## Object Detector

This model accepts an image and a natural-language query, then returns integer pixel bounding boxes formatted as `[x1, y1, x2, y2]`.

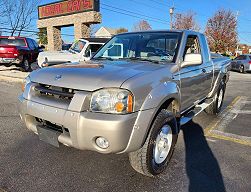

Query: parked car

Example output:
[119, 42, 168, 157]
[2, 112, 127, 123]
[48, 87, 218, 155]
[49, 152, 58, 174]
[37, 38, 109, 68]
[231, 54, 251, 73]
[0, 36, 43, 71]
[18, 30, 231, 177]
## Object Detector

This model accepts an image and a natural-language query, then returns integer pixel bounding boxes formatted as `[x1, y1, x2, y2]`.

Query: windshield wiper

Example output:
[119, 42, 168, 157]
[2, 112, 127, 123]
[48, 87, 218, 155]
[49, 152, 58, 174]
[124, 57, 159, 64]
[93, 57, 114, 61]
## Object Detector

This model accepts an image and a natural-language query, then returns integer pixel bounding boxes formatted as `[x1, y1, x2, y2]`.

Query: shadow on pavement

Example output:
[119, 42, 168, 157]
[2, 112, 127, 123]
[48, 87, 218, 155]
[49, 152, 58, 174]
[182, 121, 226, 192]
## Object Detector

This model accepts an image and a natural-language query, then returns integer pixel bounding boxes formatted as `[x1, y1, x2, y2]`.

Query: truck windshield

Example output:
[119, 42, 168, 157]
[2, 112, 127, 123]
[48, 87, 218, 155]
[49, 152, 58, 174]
[0, 37, 26, 47]
[93, 32, 181, 63]
[70, 40, 86, 53]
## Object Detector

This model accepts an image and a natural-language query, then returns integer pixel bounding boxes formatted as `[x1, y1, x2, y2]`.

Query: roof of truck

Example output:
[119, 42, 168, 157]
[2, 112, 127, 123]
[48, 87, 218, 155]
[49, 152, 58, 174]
[80, 38, 110, 43]
[115, 30, 202, 36]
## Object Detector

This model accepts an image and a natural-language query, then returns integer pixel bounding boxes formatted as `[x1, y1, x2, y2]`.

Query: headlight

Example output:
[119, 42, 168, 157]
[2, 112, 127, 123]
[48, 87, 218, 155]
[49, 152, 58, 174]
[21, 76, 31, 92]
[90, 89, 134, 114]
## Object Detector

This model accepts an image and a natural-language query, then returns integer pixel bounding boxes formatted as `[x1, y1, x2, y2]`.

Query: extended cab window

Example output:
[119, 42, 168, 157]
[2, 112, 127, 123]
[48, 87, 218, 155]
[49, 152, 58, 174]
[200, 35, 210, 62]
[183, 35, 201, 58]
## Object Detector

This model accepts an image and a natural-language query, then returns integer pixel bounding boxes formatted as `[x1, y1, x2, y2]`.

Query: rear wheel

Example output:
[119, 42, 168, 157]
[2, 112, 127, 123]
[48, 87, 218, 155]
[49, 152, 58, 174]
[21, 59, 30, 72]
[129, 110, 178, 177]
[205, 81, 225, 115]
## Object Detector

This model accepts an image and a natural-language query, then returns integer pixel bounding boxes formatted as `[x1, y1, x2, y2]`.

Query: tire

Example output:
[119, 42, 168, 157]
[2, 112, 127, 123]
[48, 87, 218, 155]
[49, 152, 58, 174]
[239, 65, 245, 73]
[21, 59, 30, 72]
[205, 81, 226, 115]
[129, 110, 178, 177]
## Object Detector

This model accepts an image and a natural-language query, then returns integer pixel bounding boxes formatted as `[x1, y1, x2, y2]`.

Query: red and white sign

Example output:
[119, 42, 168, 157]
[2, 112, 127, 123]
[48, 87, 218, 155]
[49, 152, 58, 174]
[38, 0, 99, 19]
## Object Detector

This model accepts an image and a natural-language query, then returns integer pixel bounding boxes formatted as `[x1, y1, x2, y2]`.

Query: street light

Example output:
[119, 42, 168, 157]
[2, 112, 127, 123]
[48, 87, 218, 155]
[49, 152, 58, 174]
[169, 7, 174, 30]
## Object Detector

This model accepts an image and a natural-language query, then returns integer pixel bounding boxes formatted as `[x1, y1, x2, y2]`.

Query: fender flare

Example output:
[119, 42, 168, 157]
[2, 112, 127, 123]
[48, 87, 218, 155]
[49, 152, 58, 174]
[140, 81, 181, 112]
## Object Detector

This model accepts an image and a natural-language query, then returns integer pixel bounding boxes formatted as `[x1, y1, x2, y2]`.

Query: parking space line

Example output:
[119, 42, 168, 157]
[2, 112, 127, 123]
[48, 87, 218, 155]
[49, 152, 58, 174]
[231, 109, 251, 114]
[204, 96, 241, 135]
[208, 132, 251, 147]
[204, 96, 251, 147]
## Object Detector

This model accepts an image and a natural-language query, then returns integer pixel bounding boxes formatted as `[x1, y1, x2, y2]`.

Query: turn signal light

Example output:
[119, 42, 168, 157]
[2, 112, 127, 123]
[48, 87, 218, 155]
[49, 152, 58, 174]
[21, 82, 26, 92]
[127, 94, 133, 113]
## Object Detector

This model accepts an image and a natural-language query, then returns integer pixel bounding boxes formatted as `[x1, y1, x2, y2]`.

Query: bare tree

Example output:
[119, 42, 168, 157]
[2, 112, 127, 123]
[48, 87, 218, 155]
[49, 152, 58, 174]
[0, 1, 7, 25]
[205, 9, 237, 53]
[133, 20, 152, 31]
[115, 28, 128, 34]
[173, 11, 200, 31]
[2, 0, 40, 36]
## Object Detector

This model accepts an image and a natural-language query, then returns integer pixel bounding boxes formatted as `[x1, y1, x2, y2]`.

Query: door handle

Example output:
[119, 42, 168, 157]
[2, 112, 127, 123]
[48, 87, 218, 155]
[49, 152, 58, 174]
[202, 69, 206, 73]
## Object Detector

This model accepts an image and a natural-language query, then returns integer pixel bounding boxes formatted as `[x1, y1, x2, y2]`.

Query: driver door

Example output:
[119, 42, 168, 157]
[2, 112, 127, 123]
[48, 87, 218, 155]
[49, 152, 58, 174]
[179, 35, 206, 111]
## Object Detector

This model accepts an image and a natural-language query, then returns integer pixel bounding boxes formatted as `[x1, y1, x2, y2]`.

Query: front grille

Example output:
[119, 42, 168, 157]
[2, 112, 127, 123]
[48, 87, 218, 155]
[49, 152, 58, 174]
[35, 84, 75, 100]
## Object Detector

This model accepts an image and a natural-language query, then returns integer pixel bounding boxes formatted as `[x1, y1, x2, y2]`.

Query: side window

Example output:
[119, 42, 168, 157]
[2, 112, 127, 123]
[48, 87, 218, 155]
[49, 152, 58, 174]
[27, 39, 35, 50]
[32, 40, 39, 48]
[90, 44, 103, 54]
[235, 56, 241, 60]
[236, 55, 245, 60]
[183, 35, 201, 59]
[103, 43, 123, 58]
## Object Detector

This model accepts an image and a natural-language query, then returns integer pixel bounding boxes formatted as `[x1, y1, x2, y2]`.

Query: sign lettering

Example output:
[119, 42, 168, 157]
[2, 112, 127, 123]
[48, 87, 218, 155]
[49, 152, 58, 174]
[38, 0, 99, 19]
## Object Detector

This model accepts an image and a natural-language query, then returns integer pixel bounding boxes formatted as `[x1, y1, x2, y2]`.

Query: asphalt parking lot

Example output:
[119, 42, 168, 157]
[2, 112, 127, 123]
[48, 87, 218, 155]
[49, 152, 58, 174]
[0, 68, 250, 192]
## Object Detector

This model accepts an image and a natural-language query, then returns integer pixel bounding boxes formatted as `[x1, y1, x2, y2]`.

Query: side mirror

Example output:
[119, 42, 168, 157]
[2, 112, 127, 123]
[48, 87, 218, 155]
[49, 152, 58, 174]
[181, 53, 202, 68]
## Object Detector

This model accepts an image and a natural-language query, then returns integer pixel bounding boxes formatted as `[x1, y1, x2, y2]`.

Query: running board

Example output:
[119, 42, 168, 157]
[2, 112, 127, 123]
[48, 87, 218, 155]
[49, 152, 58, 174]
[180, 98, 214, 126]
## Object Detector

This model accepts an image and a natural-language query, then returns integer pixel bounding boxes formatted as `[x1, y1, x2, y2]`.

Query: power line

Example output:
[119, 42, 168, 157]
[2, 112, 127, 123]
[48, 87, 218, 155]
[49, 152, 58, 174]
[239, 35, 251, 44]
[128, 0, 168, 12]
[0, 27, 75, 37]
[101, 7, 169, 25]
[101, 3, 170, 24]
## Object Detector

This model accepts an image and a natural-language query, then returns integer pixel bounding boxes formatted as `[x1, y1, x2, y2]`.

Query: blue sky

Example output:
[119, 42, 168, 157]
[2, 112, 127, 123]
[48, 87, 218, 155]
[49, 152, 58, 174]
[6, 0, 251, 44]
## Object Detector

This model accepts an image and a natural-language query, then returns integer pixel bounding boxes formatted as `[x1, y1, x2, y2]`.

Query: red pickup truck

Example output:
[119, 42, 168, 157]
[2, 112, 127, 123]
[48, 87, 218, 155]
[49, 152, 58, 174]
[0, 36, 43, 71]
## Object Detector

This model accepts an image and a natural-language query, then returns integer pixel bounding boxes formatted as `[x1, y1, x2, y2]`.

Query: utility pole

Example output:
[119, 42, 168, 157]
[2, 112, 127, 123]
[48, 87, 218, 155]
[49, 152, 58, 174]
[169, 7, 174, 30]
[236, 11, 239, 57]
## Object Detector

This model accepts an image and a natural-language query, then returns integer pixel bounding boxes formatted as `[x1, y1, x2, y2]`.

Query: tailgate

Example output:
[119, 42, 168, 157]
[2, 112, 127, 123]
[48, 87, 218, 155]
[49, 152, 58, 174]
[0, 45, 17, 58]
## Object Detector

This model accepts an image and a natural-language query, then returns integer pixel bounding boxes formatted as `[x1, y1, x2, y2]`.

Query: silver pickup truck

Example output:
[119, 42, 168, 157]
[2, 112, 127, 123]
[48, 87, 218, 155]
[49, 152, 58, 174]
[18, 30, 231, 177]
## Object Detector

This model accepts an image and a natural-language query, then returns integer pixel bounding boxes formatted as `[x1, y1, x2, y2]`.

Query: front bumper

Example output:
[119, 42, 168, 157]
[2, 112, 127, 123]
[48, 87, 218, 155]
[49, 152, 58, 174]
[18, 95, 139, 154]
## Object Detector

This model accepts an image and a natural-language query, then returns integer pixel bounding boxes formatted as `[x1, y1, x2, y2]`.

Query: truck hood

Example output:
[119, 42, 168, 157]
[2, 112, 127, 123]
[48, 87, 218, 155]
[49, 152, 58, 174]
[39, 50, 73, 57]
[29, 61, 165, 91]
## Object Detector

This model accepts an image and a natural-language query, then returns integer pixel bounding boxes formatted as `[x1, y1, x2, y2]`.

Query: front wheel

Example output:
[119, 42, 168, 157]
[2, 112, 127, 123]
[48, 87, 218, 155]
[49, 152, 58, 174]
[129, 110, 178, 177]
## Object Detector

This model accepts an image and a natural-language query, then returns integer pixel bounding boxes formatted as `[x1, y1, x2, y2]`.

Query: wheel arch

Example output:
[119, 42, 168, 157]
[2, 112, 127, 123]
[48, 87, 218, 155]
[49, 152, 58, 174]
[142, 97, 181, 145]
